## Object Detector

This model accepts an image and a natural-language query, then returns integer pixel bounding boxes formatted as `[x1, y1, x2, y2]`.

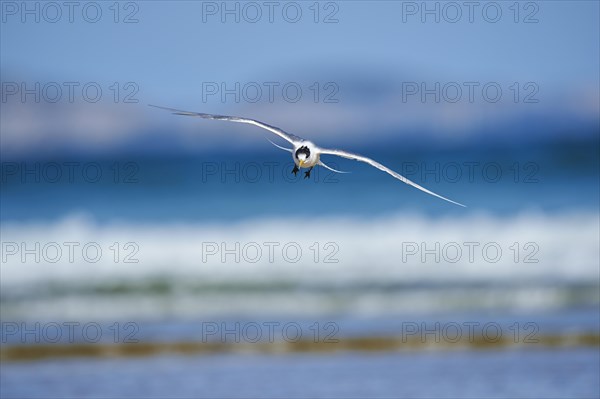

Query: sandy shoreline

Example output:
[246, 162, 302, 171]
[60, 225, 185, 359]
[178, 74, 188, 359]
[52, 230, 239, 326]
[2, 332, 599, 362]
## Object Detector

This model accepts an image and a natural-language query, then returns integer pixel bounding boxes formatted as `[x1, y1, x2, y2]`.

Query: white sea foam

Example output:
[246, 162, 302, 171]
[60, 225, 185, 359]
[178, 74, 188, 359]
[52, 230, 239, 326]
[1, 210, 598, 319]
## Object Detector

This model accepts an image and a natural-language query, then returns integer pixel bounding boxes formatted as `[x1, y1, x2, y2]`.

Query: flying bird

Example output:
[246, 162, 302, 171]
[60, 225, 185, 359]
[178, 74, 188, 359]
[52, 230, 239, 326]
[149, 105, 465, 207]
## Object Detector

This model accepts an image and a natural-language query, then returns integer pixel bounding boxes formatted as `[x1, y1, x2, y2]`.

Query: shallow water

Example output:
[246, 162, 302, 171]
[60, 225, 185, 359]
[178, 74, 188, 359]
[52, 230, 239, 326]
[2, 348, 598, 398]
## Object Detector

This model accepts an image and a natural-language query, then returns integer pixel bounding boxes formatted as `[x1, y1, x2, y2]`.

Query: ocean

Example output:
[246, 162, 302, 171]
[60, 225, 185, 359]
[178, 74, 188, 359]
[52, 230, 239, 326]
[1, 137, 599, 397]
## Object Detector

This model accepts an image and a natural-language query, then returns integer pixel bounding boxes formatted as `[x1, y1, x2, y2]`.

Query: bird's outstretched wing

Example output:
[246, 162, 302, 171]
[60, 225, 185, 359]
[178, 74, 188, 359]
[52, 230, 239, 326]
[319, 148, 466, 207]
[264, 136, 293, 153]
[149, 104, 304, 145]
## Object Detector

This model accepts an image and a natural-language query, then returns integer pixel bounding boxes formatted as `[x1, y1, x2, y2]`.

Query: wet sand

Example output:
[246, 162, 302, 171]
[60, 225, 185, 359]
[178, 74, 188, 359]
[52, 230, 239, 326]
[2, 332, 598, 362]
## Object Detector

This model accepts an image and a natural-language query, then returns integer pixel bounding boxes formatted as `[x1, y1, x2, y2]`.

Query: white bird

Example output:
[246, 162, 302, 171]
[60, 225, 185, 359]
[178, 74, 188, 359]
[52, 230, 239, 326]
[150, 105, 465, 207]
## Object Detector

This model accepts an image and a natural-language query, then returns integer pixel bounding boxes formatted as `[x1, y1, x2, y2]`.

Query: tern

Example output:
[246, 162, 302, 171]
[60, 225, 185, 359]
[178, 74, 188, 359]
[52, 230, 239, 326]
[150, 105, 465, 207]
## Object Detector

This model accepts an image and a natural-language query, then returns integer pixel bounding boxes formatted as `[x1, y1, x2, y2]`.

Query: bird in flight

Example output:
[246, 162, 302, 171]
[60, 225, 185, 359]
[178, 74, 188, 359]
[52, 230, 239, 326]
[150, 105, 465, 207]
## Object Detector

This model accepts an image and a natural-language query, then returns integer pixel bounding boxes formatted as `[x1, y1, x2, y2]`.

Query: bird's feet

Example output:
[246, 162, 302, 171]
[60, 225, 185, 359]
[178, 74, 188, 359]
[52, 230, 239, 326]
[304, 168, 313, 179]
[292, 165, 299, 176]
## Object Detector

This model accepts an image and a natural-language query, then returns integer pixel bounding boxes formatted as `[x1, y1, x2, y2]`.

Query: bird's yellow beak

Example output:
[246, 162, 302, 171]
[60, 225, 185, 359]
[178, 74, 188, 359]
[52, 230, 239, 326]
[299, 160, 305, 168]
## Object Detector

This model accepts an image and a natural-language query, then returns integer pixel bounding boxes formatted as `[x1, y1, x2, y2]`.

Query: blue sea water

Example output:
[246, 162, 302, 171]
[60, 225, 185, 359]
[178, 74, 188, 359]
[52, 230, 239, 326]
[1, 137, 598, 399]
[1, 138, 598, 320]
[2, 349, 599, 398]
[1, 138, 598, 223]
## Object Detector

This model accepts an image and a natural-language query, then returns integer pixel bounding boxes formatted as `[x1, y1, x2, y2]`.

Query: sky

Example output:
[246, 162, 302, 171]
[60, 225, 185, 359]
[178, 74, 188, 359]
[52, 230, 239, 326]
[2, 1, 598, 94]
[1, 1, 598, 156]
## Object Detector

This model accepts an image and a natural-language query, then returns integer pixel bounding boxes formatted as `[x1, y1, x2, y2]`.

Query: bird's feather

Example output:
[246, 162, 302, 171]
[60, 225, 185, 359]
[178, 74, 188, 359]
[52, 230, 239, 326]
[264, 137, 293, 153]
[149, 104, 303, 145]
[319, 148, 466, 207]
[318, 160, 350, 174]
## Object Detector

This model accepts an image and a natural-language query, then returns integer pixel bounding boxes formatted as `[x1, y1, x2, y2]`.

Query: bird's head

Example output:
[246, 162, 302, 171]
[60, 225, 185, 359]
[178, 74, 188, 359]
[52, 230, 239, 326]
[295, 146, 311, 168]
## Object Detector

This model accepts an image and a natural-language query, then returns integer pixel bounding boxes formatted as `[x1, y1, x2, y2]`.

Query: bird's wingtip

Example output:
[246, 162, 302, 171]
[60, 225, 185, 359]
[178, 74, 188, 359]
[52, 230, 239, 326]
[148, 104, 170, 111]
[148, 104, 193, 116]
[442, 196, 466, 208]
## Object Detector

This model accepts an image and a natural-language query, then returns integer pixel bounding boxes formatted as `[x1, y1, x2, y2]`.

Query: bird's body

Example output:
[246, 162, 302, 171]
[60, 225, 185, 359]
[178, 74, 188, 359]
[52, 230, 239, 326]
[294, 143, 319, 167]
[150, 105, 465, 207]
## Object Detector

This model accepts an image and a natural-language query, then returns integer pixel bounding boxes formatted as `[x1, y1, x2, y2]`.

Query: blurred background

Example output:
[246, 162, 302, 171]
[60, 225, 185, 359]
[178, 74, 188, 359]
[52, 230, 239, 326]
[1, 1, 599, 397]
